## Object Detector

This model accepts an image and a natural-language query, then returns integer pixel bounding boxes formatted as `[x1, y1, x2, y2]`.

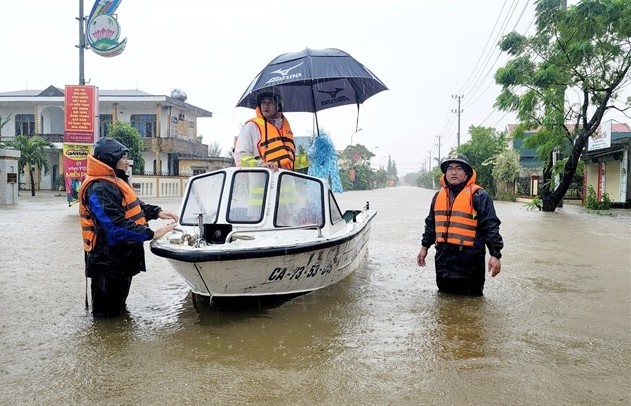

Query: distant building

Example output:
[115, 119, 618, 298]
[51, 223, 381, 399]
[582, 121, 631, 206]
[506, 121, 631, 206]
[0, 85, 227, 190]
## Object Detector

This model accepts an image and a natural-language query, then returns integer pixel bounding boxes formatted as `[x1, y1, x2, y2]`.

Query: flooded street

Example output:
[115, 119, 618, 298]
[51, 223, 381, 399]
[1, 186, 629, 405]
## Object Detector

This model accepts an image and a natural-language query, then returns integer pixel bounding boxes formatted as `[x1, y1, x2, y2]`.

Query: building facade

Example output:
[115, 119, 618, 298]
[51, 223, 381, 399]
[506, 121, 631, 206]
[581, 122, 631, 207]
[0, 85, 218, 190]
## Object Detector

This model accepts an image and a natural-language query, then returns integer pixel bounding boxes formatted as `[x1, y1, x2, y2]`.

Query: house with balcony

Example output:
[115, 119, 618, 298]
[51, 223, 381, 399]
[0, 85, 227, 191]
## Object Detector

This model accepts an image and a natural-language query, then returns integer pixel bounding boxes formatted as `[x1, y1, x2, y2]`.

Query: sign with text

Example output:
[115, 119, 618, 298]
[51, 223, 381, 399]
[64, 85, 99, 143]
[63, 143, 92, 206]
[588, 120, 612, 151]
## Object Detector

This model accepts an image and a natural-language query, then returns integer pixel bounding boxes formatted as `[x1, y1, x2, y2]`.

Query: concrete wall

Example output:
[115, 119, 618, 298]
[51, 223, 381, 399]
[0, 148, 21, 204]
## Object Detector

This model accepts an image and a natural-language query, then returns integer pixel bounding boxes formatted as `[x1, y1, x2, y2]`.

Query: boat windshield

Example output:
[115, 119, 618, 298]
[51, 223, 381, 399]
[180, 171, 226, 226]
[275, 172, 325, 228]
[227, 171, 269, 223]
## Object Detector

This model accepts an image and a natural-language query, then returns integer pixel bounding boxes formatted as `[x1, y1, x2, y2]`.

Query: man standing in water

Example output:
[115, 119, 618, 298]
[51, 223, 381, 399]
[79, 138, 179, 317]
[417, 153, 503, 296]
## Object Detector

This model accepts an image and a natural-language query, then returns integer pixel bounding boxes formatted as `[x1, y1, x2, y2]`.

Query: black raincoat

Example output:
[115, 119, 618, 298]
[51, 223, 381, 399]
[82, 169, 162, 316]
[421, 184, 503, 296]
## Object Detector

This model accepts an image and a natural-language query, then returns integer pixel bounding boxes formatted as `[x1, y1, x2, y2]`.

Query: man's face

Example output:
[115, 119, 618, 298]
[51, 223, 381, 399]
[259, 97, 278, 119]
[445, 163, 467, 185]
[115, 154, 129, 172]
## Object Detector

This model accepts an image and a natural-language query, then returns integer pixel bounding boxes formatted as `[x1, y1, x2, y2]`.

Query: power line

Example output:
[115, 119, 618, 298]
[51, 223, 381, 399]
[456, 0, 509, 95]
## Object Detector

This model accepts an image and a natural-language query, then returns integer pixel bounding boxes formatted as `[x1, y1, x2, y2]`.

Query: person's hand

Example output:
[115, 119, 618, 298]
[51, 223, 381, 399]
[417, 246, 429, 267]
[260, 161, 279, 171]
[488, 256, 501, 277]
[159, 210, 179, 222]
[152, 222, 178, 240]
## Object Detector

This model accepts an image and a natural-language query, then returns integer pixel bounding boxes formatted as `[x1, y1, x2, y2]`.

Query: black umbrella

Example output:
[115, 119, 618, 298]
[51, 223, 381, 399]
[236, 47, 388, 134]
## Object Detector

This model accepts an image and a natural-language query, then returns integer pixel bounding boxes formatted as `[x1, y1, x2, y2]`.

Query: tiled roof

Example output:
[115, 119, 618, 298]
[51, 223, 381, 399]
[0, 87, 154, 97]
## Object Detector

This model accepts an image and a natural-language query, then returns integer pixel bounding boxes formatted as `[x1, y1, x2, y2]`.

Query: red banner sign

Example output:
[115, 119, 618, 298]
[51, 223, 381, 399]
[64, 85, 98, 143]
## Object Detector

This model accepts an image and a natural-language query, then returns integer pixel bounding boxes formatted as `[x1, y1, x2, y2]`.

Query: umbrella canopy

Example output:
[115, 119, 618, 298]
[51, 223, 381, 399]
[236, 48, 388, 114]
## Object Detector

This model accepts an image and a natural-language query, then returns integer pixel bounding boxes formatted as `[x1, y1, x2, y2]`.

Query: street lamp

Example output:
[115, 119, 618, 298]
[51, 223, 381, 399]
[350, 128, 363, 146]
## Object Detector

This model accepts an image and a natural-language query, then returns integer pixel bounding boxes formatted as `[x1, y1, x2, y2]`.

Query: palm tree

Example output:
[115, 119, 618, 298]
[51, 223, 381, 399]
[0, 113, 12, 144]
[5, 135, 53, 196]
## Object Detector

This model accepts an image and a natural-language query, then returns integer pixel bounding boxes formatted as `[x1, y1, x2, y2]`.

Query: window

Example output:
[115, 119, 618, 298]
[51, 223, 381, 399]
[130, 114, 156, 138]
[15, 114, 35, 136]
[329, 191, 343, 224]
[99, 114, 112, 137]
[180, 172, 226, 226]
[276, 173, 324, 227]
[228, 171, 268, 223]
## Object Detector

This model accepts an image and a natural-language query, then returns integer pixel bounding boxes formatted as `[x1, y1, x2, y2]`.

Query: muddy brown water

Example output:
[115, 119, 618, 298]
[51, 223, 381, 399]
[0, 187, 629, 405]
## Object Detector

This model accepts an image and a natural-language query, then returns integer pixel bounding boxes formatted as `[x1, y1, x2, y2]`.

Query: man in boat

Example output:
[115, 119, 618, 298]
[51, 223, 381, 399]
[416, 153, 503, 296]
[234, 92, 295, 170]
[233, 92, 301, 224]
[79, 138, 179, 318]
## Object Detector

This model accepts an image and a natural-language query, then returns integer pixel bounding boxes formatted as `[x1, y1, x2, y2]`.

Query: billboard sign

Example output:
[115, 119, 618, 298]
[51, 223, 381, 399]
[64, 85, 99, 143]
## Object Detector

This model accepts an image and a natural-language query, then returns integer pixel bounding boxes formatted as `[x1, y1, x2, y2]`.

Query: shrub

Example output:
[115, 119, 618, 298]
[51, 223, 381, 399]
[525, 195, 542, 211]
[585, 185, 612, 210]
[495, 191, 517, 202]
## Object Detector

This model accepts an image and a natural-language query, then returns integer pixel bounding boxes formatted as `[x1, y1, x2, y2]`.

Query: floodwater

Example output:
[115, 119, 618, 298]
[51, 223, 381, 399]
[0, 186, 629, 405]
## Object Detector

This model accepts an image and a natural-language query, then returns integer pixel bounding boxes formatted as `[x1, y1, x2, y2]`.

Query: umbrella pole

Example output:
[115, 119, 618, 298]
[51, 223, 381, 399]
[314, 112, 320, 136]
[310, 85, 320, 135]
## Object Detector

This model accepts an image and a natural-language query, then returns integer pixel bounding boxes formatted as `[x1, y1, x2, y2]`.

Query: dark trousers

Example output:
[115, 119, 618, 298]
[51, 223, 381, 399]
[90, 274, 132, 317]
[437, 277, 484, 297]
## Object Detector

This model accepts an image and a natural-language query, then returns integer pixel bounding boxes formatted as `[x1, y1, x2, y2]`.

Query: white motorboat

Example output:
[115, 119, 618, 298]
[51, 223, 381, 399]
[150, 167, 376, 303]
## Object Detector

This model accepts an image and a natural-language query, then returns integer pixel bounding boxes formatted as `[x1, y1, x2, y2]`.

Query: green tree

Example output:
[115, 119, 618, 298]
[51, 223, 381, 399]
[385, 155, 400, 186]
[495, 0, 631, 211]
[415, 168, 441, 189]
[5, 135, 53, 196]
[0, 113, 12, 144]
[492, 149, 521, 200]
[373, 168, 388, 188]
[107, 121, 145, 175]
[338, 143, 377, 190]
[207, 140, 223, 157]
[457, 125, 506, 193]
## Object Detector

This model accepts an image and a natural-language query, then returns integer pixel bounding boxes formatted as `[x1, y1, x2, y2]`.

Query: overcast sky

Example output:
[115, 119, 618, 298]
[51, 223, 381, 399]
[1, 0, 627, 174]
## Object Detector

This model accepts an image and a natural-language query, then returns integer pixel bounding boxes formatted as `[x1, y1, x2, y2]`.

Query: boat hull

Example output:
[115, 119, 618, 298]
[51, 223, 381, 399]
[159, 218, 373, 298]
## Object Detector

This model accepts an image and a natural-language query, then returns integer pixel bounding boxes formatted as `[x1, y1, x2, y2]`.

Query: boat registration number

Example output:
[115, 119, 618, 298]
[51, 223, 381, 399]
[267, 263, 334, 281]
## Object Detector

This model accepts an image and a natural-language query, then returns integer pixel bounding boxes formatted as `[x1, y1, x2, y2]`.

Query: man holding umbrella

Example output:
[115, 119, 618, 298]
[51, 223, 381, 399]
[234, 92, 295, 171]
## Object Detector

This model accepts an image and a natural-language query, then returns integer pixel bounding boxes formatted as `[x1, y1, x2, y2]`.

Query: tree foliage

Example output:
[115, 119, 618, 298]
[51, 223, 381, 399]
[495, 0, 631, 211]
[207, 140, 223, 157]
[4, 135, 53, 196]
[107, 121, 145, 175]
[492, 149, 521, 184]
[457, 125, 506, 193]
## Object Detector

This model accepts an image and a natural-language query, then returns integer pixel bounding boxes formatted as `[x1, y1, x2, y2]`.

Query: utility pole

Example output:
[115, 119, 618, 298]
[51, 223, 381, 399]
[436, 134, 442, 164]
[452, 95, 464, 148]
[77, 0, 86, 85]
[428, 150, 436, 189]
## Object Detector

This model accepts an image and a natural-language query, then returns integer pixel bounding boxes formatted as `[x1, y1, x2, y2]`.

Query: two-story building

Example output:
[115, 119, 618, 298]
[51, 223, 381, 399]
[0, 85, 227, 192]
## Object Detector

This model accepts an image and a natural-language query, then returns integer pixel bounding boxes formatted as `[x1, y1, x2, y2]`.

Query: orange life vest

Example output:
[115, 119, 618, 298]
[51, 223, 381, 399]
[79, 155, 147, 252]
[246, 107, 295, 170]
[434, 172, 481, 247]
